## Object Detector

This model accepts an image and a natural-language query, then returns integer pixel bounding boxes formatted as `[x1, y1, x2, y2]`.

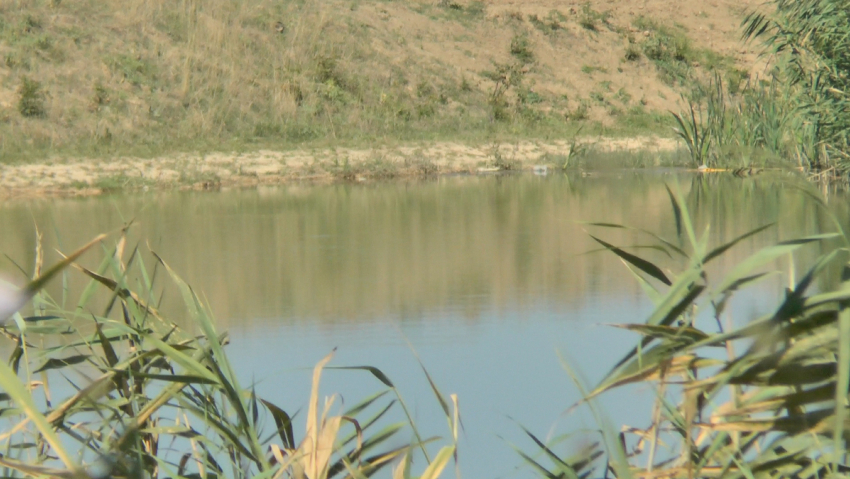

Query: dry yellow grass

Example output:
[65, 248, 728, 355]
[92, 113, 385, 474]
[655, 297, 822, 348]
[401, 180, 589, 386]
[0, 0, 761, 162]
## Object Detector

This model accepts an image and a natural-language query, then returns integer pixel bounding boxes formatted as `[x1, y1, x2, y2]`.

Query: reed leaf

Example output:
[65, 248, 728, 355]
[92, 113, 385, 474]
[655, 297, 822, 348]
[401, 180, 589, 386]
[522, 181, 850, 478]
[419, 446, 455, 479]
[672, 102, 712, 167]
[588, 235, 672, 286]
[0, 359, 77, 470]
[261, 399, 296, 450]
[582, 222, 688, 258]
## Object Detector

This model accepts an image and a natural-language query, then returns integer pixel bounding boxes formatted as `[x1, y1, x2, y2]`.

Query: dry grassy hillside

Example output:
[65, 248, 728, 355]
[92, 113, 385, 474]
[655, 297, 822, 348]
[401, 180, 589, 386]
[0, 0, 762, 162]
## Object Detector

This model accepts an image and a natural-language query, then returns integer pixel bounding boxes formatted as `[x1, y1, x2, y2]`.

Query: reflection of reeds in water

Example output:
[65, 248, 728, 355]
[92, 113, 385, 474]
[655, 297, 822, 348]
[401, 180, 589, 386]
[0, 174, 838, 329]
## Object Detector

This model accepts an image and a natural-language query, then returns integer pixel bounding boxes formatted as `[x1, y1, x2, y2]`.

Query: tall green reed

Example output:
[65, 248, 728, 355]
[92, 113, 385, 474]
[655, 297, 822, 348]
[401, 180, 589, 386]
[743, 0, 850, 172]
[0, 230, 458, 479]
[670, 0, 850, 173]
[671, 72, 811, 169]
[671, 98, 713, 168]
[522, 183, 850, 478]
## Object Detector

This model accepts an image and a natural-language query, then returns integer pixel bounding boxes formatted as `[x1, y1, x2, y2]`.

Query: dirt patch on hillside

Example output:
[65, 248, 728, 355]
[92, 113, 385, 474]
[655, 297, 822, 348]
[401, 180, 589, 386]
[0, 136, 681, 198]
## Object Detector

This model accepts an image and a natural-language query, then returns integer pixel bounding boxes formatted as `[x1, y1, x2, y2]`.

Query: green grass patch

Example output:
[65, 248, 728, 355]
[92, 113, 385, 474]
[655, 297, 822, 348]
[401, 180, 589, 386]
[577, 2, 611, 31]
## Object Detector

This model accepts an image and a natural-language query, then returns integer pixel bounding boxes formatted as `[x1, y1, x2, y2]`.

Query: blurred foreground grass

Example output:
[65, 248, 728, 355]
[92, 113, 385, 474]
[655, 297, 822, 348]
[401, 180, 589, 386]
[522, 184, 850, 478]
[0, 227, 457, 479]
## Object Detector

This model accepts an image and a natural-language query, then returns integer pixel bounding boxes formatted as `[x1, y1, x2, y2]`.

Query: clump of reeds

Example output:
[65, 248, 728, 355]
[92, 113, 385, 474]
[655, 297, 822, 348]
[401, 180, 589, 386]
[522, 184, 850, 478]
[671, 72, 804, 169]
[0, 228, 457, 479]
[743, 0, 850, 172]
[673, 0, 850, 173]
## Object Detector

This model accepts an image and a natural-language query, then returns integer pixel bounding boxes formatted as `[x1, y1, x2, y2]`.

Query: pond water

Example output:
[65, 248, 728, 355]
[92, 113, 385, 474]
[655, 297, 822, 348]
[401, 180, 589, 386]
[0, 170, 842, 478]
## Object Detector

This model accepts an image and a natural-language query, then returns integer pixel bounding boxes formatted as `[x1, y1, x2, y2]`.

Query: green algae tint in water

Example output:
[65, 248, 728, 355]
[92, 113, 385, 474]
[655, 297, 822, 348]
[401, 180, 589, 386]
[0, 172, 838, 478]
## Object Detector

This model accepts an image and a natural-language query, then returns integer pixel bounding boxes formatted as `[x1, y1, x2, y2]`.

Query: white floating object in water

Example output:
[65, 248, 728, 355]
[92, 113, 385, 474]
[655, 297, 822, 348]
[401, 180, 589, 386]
[532, 165, 548, 175]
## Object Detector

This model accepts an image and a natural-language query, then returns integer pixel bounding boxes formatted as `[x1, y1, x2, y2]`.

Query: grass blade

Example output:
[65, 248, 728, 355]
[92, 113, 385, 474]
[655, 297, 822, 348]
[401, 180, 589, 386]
[419, 446, 455, 479]
[588, 235, 671, 286]
[0, 359, 76, 469]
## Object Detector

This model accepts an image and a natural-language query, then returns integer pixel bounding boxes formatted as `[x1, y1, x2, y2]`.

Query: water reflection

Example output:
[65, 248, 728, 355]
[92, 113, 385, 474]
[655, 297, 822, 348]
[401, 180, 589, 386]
[1, 173, 828, 323]
[0, 171, 841, 478]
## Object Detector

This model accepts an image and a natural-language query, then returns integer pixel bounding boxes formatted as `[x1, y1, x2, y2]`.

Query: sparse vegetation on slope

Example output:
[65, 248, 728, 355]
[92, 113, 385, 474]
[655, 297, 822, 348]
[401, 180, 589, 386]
[0, 0, 758, 163]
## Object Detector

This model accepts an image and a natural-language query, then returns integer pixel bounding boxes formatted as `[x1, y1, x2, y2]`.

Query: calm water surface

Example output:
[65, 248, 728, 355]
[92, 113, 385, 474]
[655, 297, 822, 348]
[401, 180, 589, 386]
[0, 171, 840, 478]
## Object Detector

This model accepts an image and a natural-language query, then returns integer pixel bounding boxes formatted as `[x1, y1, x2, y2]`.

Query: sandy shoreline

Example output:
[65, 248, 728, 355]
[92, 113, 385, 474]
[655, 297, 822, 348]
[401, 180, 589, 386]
[0, 137, 680, 199]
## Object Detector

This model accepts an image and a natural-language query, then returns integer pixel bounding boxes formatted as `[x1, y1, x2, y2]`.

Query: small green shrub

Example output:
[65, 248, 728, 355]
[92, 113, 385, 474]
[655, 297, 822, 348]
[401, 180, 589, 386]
[490, 144, 520, 170]
[4, 52, 30, 70]
[395, 106, 413, 122]
[21, 14, 42, 33]
[416, 80, 436, 99]
[107, 54, 156, 87]
[156, 11, 187, 42]
[578, 3, 610, 31]
[529, 12, 564, 34]
[566, 102, 589, 121]
[439, 0, 486, 21]
[509, 34, 534, 63]
[315, 54, 342, 85]
[518, 105, 544, 123]
[491, 103, 511, 122]
[617, 105, 671, 130]
[615, 87, 632, 104]
[253, 121, 284, 138]
[94, 125, 112, 144]
[318, 79, 348, 105]
[17, 76, 46, 118]
[482, 61, 527, 121]
[641, 36, 665, 61]
[725, 67, 750, 95]
[581, 64, 607, 75]
[641, 32, 693, 85]
[405, 156, 438, 175]
[578, 18, 596, 31]
[528, 14, 545, 30]
[631, 16, 727, 87]
[624, 43, 641, 61]
[91, 83, 110, 110]
[284, 121, 322, 141]
[465, 1, 486, 17]
[416, 102, 436, 118]
[518, 88, 543, 105]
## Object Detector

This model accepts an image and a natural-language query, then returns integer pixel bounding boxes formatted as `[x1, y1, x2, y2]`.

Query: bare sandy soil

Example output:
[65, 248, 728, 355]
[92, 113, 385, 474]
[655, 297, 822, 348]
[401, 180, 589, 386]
[0, 136, 680, 198]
